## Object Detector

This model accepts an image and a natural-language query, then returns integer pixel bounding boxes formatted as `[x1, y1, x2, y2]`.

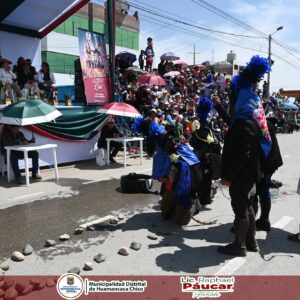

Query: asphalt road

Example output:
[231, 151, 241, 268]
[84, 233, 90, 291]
[1, 132, 300, 276]
[0, 179, 160, 260]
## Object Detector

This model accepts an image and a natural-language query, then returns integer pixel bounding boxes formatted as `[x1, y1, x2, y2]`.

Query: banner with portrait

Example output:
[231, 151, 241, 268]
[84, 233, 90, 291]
[78, 29, 111, 105]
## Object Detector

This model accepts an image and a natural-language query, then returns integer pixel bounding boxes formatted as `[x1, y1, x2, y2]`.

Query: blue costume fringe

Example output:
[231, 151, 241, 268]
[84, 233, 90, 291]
[172, 161, 192, 210]
[152, 145, 171, 180]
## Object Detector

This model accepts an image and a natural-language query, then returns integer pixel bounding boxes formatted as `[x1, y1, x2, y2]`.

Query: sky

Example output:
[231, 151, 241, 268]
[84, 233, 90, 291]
[127, 0, 300, 92]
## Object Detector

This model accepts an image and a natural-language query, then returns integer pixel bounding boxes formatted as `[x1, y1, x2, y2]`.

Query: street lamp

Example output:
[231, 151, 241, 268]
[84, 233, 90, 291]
[267, 26, 283, 97]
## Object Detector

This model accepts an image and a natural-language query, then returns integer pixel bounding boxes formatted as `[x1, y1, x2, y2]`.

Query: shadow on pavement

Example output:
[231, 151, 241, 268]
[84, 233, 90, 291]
[258, 227, 300, 260]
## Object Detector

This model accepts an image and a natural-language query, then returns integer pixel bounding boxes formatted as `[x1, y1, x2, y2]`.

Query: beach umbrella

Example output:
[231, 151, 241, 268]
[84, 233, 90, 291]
[160, 52, 180, 61]
[116, 51, 137, 63]
[173, 59, 188, 66]
[125, 66, 146, 75]
[282, 102, 298, 110]
[0, 99, 62, 126]
[98, 102, 141, 118]
[163, 71, 180, 78]
[138, 74, 166, 86]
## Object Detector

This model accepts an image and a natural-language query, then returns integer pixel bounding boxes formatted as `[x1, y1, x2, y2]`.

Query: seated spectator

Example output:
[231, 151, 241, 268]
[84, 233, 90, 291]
[17, 60, 34, 89]
[97, 120, 122, 163]
[13, 57, 25, 74]
[0, 125, 41, 184]
[23, 78, 40, 99]
[26, 59, 37, 77]
[0, 58, 21, 100]
[37, 62, 55, 99]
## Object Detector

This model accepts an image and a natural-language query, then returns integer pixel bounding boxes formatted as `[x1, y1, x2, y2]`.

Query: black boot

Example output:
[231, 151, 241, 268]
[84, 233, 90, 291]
[256, 196, 271, 231]
[218, 218, 248, 257]
[246, 206, 259, 252]
[252, 195, 259, 216]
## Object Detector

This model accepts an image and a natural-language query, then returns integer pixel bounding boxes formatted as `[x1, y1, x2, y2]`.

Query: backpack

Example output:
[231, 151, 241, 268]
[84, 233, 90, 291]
[120, 173, 153, 193]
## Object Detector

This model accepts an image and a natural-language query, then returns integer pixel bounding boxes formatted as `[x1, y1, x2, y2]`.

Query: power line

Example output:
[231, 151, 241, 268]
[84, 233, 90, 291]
[190, 0, 300, 69]
[138, 6, 300, 70]
[191, 0, 267, 38]
[128, 1, 265, 39]
[140, 14, 264, 52]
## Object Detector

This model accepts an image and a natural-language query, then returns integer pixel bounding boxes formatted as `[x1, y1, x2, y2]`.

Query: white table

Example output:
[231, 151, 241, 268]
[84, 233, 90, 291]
[5, 144, 59, 187]
[106, 137, 144, 167]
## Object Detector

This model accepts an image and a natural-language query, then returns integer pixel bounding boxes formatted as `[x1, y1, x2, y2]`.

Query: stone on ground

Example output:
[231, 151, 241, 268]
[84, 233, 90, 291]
[93, 254, 106, 263]
[83, 262, 93, 271]
[130, 242, 141, 251]
[11, 251, 25, 262]
[22, 245, 34, 256]
[118, 247, 129, 256]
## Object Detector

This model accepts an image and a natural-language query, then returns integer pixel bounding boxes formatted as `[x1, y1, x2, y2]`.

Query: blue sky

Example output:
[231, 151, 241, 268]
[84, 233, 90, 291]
[98, 0, 300, 91]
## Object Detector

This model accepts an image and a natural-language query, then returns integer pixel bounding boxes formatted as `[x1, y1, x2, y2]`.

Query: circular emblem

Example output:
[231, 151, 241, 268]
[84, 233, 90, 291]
[56, 273, 84, 299]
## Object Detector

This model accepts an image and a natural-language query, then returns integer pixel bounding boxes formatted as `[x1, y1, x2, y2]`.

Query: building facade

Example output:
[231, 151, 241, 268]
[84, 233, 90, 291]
[41, 2, 140, 86]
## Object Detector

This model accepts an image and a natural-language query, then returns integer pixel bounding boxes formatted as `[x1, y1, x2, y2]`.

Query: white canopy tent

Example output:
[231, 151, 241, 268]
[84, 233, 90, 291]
[0, 0, 90, 67]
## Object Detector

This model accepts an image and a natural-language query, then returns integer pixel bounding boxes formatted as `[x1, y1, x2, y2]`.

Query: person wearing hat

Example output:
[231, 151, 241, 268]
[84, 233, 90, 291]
[219, 56, 272, 257]
[190, 97, 221, 206]
[97, 119, 122, 163]
[0, 58, 21, 100]
[0, 58, 16, 85]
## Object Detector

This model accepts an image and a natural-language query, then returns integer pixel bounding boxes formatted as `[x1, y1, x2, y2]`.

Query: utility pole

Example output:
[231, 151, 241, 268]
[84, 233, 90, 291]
[267, 26, 283, 98]
[267, 34, 272, 98]
[188, 44, 201, 65]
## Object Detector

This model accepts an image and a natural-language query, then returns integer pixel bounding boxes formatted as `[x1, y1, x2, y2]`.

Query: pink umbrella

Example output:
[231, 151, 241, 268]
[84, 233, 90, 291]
[138, 74, 166, 86]
[195, 64, 207, 70]
[163, 71, 180, 78]
[98, 102, 141, 118]
[173, 59, 188, 66]
[211, 80, 228, 91]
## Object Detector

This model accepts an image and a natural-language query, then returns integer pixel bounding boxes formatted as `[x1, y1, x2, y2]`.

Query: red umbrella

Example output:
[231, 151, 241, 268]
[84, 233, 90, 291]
[98, 102, 141, 118]
[138, 74, 166, 86]
[195, 64, 207, 70]
[173, 59, 188, 66]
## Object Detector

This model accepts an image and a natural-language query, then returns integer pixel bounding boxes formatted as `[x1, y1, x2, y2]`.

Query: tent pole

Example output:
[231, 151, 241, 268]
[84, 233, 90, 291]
[107, 0, 116, 102]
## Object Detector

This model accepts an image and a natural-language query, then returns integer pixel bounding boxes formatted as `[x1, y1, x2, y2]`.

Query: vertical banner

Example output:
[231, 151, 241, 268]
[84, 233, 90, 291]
[78, 29, 111, 105]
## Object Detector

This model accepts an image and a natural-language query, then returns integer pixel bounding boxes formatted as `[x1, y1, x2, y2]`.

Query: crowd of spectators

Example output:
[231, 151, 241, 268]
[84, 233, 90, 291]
[0, 56, 56, 101]
[114, 56, 299, 141]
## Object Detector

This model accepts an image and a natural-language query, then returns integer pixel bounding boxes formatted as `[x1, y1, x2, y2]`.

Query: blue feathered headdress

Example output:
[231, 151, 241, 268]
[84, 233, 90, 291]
[231, 55, 271, 92]
[196, 97, 213, 125]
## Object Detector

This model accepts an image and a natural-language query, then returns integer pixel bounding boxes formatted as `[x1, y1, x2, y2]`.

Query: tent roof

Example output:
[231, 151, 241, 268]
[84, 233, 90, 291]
[0, 0, 90, 38]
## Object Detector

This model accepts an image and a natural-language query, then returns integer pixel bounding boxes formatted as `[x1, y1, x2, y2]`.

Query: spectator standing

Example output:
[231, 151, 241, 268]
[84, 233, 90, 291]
[138, 50, 145, 70]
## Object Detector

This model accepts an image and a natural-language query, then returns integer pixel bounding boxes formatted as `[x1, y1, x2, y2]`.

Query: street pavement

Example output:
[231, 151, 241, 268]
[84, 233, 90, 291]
[0, 132, 300, 276]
